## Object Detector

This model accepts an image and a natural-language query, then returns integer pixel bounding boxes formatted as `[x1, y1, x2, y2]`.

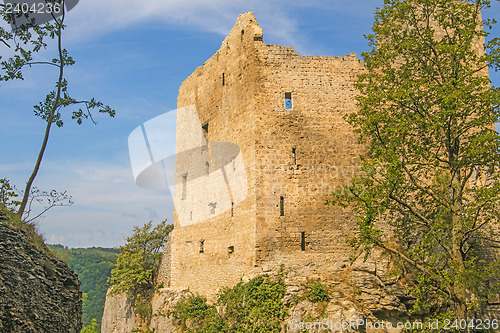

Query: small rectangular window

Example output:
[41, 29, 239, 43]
[209, 202, 217, 215]
[292, 148, 296, 165]
[222, 73, 225, 86]
[228, 246, 234, 254]
[280, 196, 284, 216]
[285, 92, 292, 110]
[199, 239, 205, 253]
[301, 232, 306, 251]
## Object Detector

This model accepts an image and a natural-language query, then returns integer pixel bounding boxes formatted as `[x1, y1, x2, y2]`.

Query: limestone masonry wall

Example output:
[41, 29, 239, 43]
[164, 12, 264, 300]
[103, 10, 498, 333]
[160, 12, 372, 302]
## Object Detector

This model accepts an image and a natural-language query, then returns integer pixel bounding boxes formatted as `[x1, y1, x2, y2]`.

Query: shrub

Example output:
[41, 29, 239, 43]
[108, 220, 173, 323]
[305, 280, 330, 303]
[172, 274, 287, 333]
[108, 220, 173, 296]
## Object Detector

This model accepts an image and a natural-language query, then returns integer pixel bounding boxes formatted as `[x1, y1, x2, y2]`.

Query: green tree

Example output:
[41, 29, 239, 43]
[80, 319, 99, 333]
[48, 244, 119, 330]
[0, 0, 115, 219]
[329, 0, 500, 324]
[109, 220, 173, 296]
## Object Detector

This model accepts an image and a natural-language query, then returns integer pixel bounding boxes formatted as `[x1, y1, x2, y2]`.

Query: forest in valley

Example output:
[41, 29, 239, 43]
[48, 245, 118, 331]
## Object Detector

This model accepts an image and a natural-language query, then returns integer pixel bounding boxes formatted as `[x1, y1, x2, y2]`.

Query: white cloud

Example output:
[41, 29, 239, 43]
[62, 0, 344, 53]
[1, 0, 381, 65]
[0, 162, 35, 173]
[2, 158, 174, 248]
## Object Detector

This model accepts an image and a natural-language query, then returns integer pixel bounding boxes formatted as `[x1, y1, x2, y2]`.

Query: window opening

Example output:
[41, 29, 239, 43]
[222, 73, 225, 86]
[209, 202, 217, 215]
[182, 173, 188, 200]
[280, 196, 284, 216]
[202, 122, 209, 143]
[301, 232, 306, 251]
[228, 246, 234, 254]
[292, 148, 296, 165]
[199, 239, 205, 253]
[285, 92, 292, 110]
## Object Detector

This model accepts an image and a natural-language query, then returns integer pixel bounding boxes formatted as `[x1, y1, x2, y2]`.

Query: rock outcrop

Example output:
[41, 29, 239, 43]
[0, 212, 82, 333]
[101, 292, 138, 333]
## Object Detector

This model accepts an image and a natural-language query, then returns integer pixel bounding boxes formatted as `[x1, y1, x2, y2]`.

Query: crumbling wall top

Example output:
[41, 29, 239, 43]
[219, 11, 263, 49]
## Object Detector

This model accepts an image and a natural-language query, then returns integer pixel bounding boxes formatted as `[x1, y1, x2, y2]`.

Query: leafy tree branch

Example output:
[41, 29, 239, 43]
[0, 0, 115, 218]
[329, 0, 500, 323]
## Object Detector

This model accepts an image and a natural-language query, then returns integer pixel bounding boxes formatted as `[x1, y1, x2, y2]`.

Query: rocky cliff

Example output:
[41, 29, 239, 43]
[101, 292, 139, 333]
[0, 209, 82, 333]
[101, 289, 192, 333]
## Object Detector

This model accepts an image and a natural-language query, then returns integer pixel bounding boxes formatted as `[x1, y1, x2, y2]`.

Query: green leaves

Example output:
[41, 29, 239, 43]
[30, 79, 116, 128]
[0, 178, 21, 211]
[48, 245, 119, 330]
[172, 274, 287, 333]
[329, 0, 500, 320]
[1, 0, 116, 219]
[108, 220, 173, 296]
[80, 319, 99, 333]
[107, 220, 172, 324]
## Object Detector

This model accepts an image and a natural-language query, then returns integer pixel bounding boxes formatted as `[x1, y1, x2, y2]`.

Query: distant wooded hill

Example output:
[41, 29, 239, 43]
[48, 244, 119, 330]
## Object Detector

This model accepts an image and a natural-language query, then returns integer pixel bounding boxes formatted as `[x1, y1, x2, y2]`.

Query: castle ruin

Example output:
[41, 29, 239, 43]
[160, 12, 369, 301]
[102, 9, 500, 332]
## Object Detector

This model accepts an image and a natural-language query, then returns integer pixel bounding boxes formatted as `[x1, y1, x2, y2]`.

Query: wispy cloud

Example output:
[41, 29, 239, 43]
[63, 0, 374, 54]
[2, 158, 174, 248]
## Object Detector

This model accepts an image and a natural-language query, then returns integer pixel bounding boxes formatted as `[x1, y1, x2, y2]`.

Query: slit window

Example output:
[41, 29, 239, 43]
[285, 92, 292, 110]
[292, 148, 296, 165]
[199, 239, 205, 253]
[222, 73, 225, 86]
[182, 173, 188, 200]
[231, 202, 234, 217]
[280, 196, 284, 216]
[202, 122, 209, 143]
[301, 232, 306, 251]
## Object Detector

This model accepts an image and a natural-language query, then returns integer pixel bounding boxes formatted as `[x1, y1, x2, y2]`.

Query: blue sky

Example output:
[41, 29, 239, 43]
[1, 0, 500, 248]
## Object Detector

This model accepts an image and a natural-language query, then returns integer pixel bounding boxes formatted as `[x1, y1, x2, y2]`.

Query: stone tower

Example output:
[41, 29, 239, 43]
[102, 10, 499, 332]
[159, 12, 367, 300]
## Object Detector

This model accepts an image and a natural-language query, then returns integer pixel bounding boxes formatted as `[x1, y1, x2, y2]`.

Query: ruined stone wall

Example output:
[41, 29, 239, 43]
[165, 13, 265, 300]
[157, 231, 172, 286]
[100, 9, 500, 332]
[162, 11, 372, 301]
[252, 45, 365, 267]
